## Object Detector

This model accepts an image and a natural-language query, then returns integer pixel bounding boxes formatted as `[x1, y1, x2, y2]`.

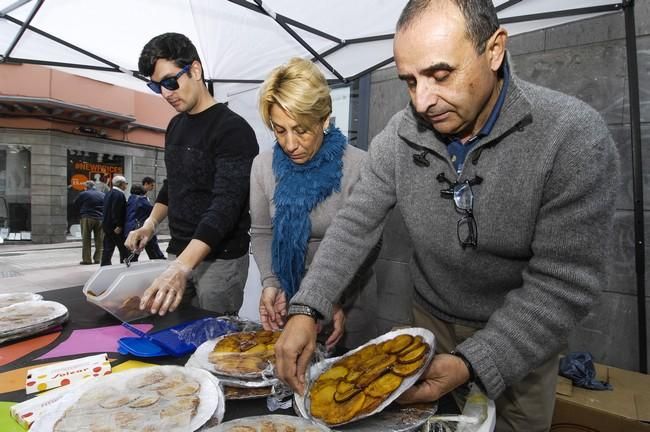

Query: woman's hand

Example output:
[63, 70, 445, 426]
[259, 286, 287, 330]
[324, 304, 346, 350]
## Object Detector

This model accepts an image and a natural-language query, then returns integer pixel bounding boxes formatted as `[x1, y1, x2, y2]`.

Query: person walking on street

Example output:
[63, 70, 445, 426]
[101, 175, 130, 266]
[125, 184, 166, 262]
[142, 176, 156, 194]
[73, 180, 104, 265]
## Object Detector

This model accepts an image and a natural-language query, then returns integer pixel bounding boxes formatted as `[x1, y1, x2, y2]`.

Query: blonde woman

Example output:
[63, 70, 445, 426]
[250, 58, 378, 351]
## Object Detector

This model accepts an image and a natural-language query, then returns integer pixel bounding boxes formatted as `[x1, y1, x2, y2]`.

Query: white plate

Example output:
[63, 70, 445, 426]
[32, 365, 224, 432]
[298, 327, 436, 427]
[0, 300, 68, 336]
[205, 414, 331, 431]
[0, 292, 43, 309]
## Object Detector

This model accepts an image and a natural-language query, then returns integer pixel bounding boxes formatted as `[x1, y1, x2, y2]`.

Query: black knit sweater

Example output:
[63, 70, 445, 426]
[157, 103, 259, 260]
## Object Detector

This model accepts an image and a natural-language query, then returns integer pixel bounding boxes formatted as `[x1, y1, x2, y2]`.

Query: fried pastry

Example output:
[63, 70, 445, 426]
[99, 394, 138, 409]
[53, 368, 206, 432]
[129, 370, 166, 389]
[380, 334, 414, 354]
[308, 332, 431, 425]
[209, 330, 282, 376]
[398, 344, 428, 364]
[128, 392, 161, 408]
[392, 355, 426, 377]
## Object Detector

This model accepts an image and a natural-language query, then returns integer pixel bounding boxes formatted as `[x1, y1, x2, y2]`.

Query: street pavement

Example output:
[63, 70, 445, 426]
[0, 238, 169, 293]
[0, 236, 262, 320]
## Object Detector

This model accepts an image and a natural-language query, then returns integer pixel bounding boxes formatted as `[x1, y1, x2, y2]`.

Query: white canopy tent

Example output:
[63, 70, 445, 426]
[0, 0, 627, 94]
[0, 0, 631, 140]
[0, 0, 645, 372]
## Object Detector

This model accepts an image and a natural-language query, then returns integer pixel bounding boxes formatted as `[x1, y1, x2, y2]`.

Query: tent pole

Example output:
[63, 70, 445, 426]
[2, 0, 43, 60]
[250, 0, 345, 82]
[499, 4, 623, 25]
[495, 0, 523, 13]
[623, 0, 647, 374]
[0, 0, 33, 16]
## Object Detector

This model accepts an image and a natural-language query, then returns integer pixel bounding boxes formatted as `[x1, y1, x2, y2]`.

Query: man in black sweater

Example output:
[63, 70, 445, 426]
[126, 33, 259, 316]
[74, 180, 104, 265]
[101, 175, 129, 266]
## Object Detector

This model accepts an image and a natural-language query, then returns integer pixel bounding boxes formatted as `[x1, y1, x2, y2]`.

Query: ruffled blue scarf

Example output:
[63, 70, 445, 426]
[271, 127, 347, 298]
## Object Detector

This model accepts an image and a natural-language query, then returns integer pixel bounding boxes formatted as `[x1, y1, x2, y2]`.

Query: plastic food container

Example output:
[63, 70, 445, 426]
[82, 261, 168, 322]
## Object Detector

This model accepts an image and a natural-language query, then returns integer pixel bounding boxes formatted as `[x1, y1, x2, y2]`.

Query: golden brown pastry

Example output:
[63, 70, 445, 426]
[308, 333, 430, 425]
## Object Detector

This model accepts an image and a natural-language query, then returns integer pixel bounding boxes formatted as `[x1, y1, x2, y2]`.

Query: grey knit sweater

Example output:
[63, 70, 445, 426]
[250, 145, 379, 348]
[291, 72, 620, 399]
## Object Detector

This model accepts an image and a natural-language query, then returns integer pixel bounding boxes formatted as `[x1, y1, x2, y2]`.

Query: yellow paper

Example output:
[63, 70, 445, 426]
[111, 359, 156, 373]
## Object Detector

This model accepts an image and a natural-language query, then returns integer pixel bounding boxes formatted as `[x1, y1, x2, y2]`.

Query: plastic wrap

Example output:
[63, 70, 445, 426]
[31, 365, 223, 432]
[0, 300, 68, 344]
[205, 414, 331, 431]
[192, 330, 281, 380]
[559, 352, 612, 390]
[297, 327, 435, 428]
[173, 317, 256, 348]
[0, 292, 43, 308]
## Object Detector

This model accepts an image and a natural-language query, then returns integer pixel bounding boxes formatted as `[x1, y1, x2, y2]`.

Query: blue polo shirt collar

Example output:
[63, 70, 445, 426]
[445, 59, 510, 173]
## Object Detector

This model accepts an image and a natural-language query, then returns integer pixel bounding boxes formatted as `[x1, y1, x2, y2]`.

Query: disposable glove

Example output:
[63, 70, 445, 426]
[139, 259, 192, 316]
[125, 216, 158, 252]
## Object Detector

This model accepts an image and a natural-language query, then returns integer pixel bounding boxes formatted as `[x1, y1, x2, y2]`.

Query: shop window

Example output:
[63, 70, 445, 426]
[66, 150, 125, 237]
[0, 145, 31, 241]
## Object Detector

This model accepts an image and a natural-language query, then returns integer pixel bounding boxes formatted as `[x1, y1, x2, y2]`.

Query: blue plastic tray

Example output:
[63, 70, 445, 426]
[117, 317, 238, 358]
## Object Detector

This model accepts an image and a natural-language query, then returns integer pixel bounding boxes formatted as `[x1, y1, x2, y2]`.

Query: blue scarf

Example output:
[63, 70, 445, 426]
[271, 127, 347, 298]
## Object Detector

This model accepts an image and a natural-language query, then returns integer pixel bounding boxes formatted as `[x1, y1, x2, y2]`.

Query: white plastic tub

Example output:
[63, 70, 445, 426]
[82, 261, 168, 322]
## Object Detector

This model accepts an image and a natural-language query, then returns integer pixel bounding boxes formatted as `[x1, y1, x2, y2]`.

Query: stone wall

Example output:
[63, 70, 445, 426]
[0, 129, 166, 243]
[369, 5, 650, 371]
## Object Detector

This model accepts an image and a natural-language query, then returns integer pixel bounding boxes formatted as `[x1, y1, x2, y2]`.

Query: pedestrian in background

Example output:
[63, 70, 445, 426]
[73, 180, 104, 265]
[101, 175, 129, 266]
[125, 184, 165, 262]
[142, 176, 156, 195]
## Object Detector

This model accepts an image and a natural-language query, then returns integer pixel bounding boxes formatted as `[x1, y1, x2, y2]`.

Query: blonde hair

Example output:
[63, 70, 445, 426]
[259, 57, 332, 132]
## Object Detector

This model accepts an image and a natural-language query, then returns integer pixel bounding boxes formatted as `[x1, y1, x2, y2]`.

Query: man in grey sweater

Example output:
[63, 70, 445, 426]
[275, 0, 619, 430]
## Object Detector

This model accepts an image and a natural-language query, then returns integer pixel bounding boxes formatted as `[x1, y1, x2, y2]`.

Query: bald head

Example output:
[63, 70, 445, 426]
[396, 0, 499, 54]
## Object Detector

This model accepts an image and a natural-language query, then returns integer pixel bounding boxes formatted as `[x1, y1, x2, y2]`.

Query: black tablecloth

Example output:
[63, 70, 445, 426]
[0, 286, 285, 419]
[1, 286, 455, 423]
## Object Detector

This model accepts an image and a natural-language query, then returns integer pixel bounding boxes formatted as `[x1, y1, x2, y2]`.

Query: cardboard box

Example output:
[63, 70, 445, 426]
[25, 353, 111, 394]
[10, 384, 73, 429]
[552, 362, 650, 432]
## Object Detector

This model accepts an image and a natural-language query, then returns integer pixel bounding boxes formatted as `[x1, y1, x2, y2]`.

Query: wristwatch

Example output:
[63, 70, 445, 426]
[451, 350, 477, 384]
[287, 304, 322, 321]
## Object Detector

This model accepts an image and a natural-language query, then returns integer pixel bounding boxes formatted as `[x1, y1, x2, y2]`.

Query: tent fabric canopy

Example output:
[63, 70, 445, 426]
[0, 0, 624, 98]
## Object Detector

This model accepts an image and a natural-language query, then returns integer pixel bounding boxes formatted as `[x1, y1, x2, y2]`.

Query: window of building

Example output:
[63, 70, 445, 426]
[0, 145, 32, 241]
[66, 150, 125, 238]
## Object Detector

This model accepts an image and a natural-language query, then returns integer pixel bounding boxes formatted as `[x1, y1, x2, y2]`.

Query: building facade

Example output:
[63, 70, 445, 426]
[0, 63, 174, 243]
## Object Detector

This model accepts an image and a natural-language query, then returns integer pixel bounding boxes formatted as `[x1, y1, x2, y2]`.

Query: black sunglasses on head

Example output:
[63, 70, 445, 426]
[147, 65, 190, 94]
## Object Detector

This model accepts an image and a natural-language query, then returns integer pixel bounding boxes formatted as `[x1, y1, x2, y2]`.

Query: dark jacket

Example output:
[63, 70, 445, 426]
[74, 189, 104, 220]
[102, 187, 126, 232]
[125, 195, 152, 237]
